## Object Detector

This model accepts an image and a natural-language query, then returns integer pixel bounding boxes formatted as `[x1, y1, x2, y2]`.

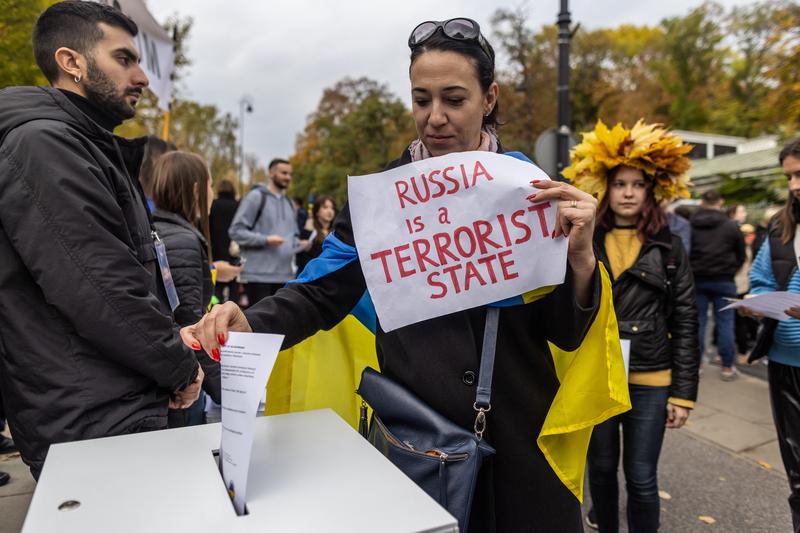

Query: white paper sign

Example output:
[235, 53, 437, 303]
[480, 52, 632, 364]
[722, 291, 800, 321]
[348, 151, 568, 332]
[620, 339, 631, 377]
[219, 332, 283, 515]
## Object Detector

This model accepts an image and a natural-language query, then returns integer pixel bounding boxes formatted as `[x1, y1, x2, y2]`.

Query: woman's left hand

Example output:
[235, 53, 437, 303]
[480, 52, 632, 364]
[528, 180, 597, 272]
[666, 403, 690, 429]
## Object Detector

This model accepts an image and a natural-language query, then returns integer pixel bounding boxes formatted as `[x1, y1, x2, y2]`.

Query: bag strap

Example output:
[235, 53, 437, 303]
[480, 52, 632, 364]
[247, 189, 268, 231]
[473, 306, 500, 440]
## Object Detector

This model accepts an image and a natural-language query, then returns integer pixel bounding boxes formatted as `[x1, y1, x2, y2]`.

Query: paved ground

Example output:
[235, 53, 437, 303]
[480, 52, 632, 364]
[1, 365, 793, 532]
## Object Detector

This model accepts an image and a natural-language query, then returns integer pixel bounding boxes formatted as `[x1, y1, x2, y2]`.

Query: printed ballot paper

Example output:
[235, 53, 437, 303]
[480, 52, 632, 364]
[721, 291, 800, 321]
[219, 332, 283, 515]
[348, 151, 568, 332]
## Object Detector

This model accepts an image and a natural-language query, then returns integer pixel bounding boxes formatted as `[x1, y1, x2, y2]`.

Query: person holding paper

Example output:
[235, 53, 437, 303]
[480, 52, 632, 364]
[743, 138, 800, 533]
[566, 121, 700, 533]
[183, 18, 629, 533]
[228, 158, 300, 305]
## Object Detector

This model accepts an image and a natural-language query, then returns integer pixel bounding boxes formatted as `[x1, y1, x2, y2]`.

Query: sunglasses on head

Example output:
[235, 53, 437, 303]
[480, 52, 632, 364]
[408, 18, 493, 62]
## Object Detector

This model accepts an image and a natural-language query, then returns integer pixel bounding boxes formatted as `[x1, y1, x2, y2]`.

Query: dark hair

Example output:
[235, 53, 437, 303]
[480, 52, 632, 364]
[216, 179, 236, 197]
[268, 158, 290, 171]
[311, 195, 337, 244]
[152, 152, 213, 260]
[726, 204, 744, 219]
[701, 189, 723, 204]
[33, 1, 138, 84]
[139, 136, 175, 197]
[409, 31, 498, 129]
[777, 138, 800, 243]
[596, 167, 668, 240]
[779, 138, 800, 165]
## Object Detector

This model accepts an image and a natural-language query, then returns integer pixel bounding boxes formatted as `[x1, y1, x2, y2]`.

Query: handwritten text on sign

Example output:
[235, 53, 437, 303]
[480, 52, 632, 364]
[348, 151, 568, 332]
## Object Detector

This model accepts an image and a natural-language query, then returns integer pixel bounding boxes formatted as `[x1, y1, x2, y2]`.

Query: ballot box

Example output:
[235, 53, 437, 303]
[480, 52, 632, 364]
[21, 409, 458, 533]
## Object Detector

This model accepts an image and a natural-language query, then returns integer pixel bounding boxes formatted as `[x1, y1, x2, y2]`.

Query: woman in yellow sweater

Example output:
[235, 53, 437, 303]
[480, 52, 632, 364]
[565, 121, 700, 533]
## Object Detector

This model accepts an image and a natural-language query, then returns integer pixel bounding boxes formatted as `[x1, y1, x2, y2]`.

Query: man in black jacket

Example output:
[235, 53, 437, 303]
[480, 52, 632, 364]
[0, 1, 202, 478]
[690, 189, 746, 380]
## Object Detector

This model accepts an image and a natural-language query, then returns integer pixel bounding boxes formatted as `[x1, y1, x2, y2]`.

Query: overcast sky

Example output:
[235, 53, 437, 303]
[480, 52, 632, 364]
[147, 0, 755, 166]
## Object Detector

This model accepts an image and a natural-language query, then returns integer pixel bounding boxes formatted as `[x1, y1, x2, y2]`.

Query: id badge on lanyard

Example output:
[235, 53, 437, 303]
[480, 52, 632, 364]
[153, 231, 180, 312]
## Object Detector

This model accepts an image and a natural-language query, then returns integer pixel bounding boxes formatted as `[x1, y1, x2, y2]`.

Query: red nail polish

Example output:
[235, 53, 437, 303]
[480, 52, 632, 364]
[217, 333, 226, 346]
[527, 194, 537, 201]
[191, 342, 201, 350]
[531, 180, 541, 184]
[211, 348, 220, 361]
[551, 229, 557, 238]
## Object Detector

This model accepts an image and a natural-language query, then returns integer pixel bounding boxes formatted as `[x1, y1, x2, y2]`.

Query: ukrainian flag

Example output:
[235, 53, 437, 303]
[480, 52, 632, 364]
[264, 152, 630, 502]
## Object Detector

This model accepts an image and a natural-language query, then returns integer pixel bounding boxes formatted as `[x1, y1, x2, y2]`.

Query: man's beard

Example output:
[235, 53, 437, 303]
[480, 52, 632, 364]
[83, 57, 139, 122]
[271, 176, 289, 190]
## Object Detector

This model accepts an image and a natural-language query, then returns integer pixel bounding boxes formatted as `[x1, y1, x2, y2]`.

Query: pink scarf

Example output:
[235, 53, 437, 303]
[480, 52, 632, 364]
[408, 128, 500, 162]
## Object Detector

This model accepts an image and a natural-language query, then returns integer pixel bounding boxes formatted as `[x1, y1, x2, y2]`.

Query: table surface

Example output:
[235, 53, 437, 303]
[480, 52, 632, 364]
[22, 409, 458, 533]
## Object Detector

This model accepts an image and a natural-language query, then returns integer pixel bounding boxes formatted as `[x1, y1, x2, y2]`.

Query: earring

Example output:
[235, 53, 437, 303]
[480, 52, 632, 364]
[74, 74, 81, 83]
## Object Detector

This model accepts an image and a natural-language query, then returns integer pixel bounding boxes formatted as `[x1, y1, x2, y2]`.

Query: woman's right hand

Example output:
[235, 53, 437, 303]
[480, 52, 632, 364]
[180, 301, 253, 361]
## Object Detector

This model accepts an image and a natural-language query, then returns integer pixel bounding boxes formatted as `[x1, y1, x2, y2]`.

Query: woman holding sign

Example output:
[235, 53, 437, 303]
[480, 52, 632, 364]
[183, 19, 626, 532]
[565, 121, 700, 533]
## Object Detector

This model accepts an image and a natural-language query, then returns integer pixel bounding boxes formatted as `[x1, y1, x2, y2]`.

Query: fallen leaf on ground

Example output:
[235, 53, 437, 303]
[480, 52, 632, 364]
[757, 460, 772, 470]
[699, 516, 716, 525]
[658, 490, 672, 500]
[718, 476, 726, 481]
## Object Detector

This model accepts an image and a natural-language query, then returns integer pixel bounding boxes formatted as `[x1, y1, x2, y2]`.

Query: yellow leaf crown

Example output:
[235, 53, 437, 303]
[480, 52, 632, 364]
[563, 119, 693, 203]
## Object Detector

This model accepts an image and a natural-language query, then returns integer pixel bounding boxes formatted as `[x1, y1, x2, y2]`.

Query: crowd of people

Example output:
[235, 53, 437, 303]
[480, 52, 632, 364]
[1, 2, 799, 533]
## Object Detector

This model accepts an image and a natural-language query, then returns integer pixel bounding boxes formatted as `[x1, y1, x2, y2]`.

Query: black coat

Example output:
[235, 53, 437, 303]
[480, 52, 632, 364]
[244, 148, 600, 532]
[0, 87, 198, 476]
[595, 226, 700, 402]
[153, 210, 221, 404]
[209, 192, 238, 261]
[690, 208, 745, 280]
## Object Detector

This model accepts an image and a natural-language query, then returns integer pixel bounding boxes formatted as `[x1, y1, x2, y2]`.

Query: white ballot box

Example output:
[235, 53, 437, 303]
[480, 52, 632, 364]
[22, 409, 458, 533]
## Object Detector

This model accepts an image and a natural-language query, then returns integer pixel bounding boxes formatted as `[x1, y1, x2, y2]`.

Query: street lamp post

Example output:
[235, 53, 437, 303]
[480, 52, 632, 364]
[556, 0, 572, 177]
[238, 95, 254, 193]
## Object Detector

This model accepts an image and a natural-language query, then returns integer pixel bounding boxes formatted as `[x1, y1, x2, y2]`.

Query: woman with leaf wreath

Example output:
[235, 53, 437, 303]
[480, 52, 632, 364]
[565, 121, 700, 533]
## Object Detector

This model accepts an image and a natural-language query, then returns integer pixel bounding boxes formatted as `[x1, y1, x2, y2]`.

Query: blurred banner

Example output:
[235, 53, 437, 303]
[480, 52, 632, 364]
[92, 0, 174, 110]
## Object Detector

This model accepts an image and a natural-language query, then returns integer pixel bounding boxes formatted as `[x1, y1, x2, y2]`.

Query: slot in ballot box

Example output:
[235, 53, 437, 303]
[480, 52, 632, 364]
[21, 409, 458, 533]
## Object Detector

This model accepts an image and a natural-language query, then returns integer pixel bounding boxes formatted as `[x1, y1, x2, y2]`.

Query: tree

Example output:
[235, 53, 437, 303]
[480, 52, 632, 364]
[655, 2, 726, 130]
[0, 0, 56, 88]
[589, 25, 671, 127]
[290, 77, 415, 205]
[764, 1, 800, 130]
[709, 2, 782, 136]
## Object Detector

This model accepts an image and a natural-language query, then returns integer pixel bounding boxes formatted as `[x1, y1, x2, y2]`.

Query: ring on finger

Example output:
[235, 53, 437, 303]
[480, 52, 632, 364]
[570, 200, 578, 209]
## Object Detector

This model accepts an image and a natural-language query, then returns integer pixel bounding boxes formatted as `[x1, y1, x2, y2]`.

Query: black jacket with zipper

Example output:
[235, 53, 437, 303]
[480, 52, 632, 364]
[0, 87, 198, 476]
[595, 225, 700, 402]
[690, 207, 745, 280]
[153, 209, 221, 404]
